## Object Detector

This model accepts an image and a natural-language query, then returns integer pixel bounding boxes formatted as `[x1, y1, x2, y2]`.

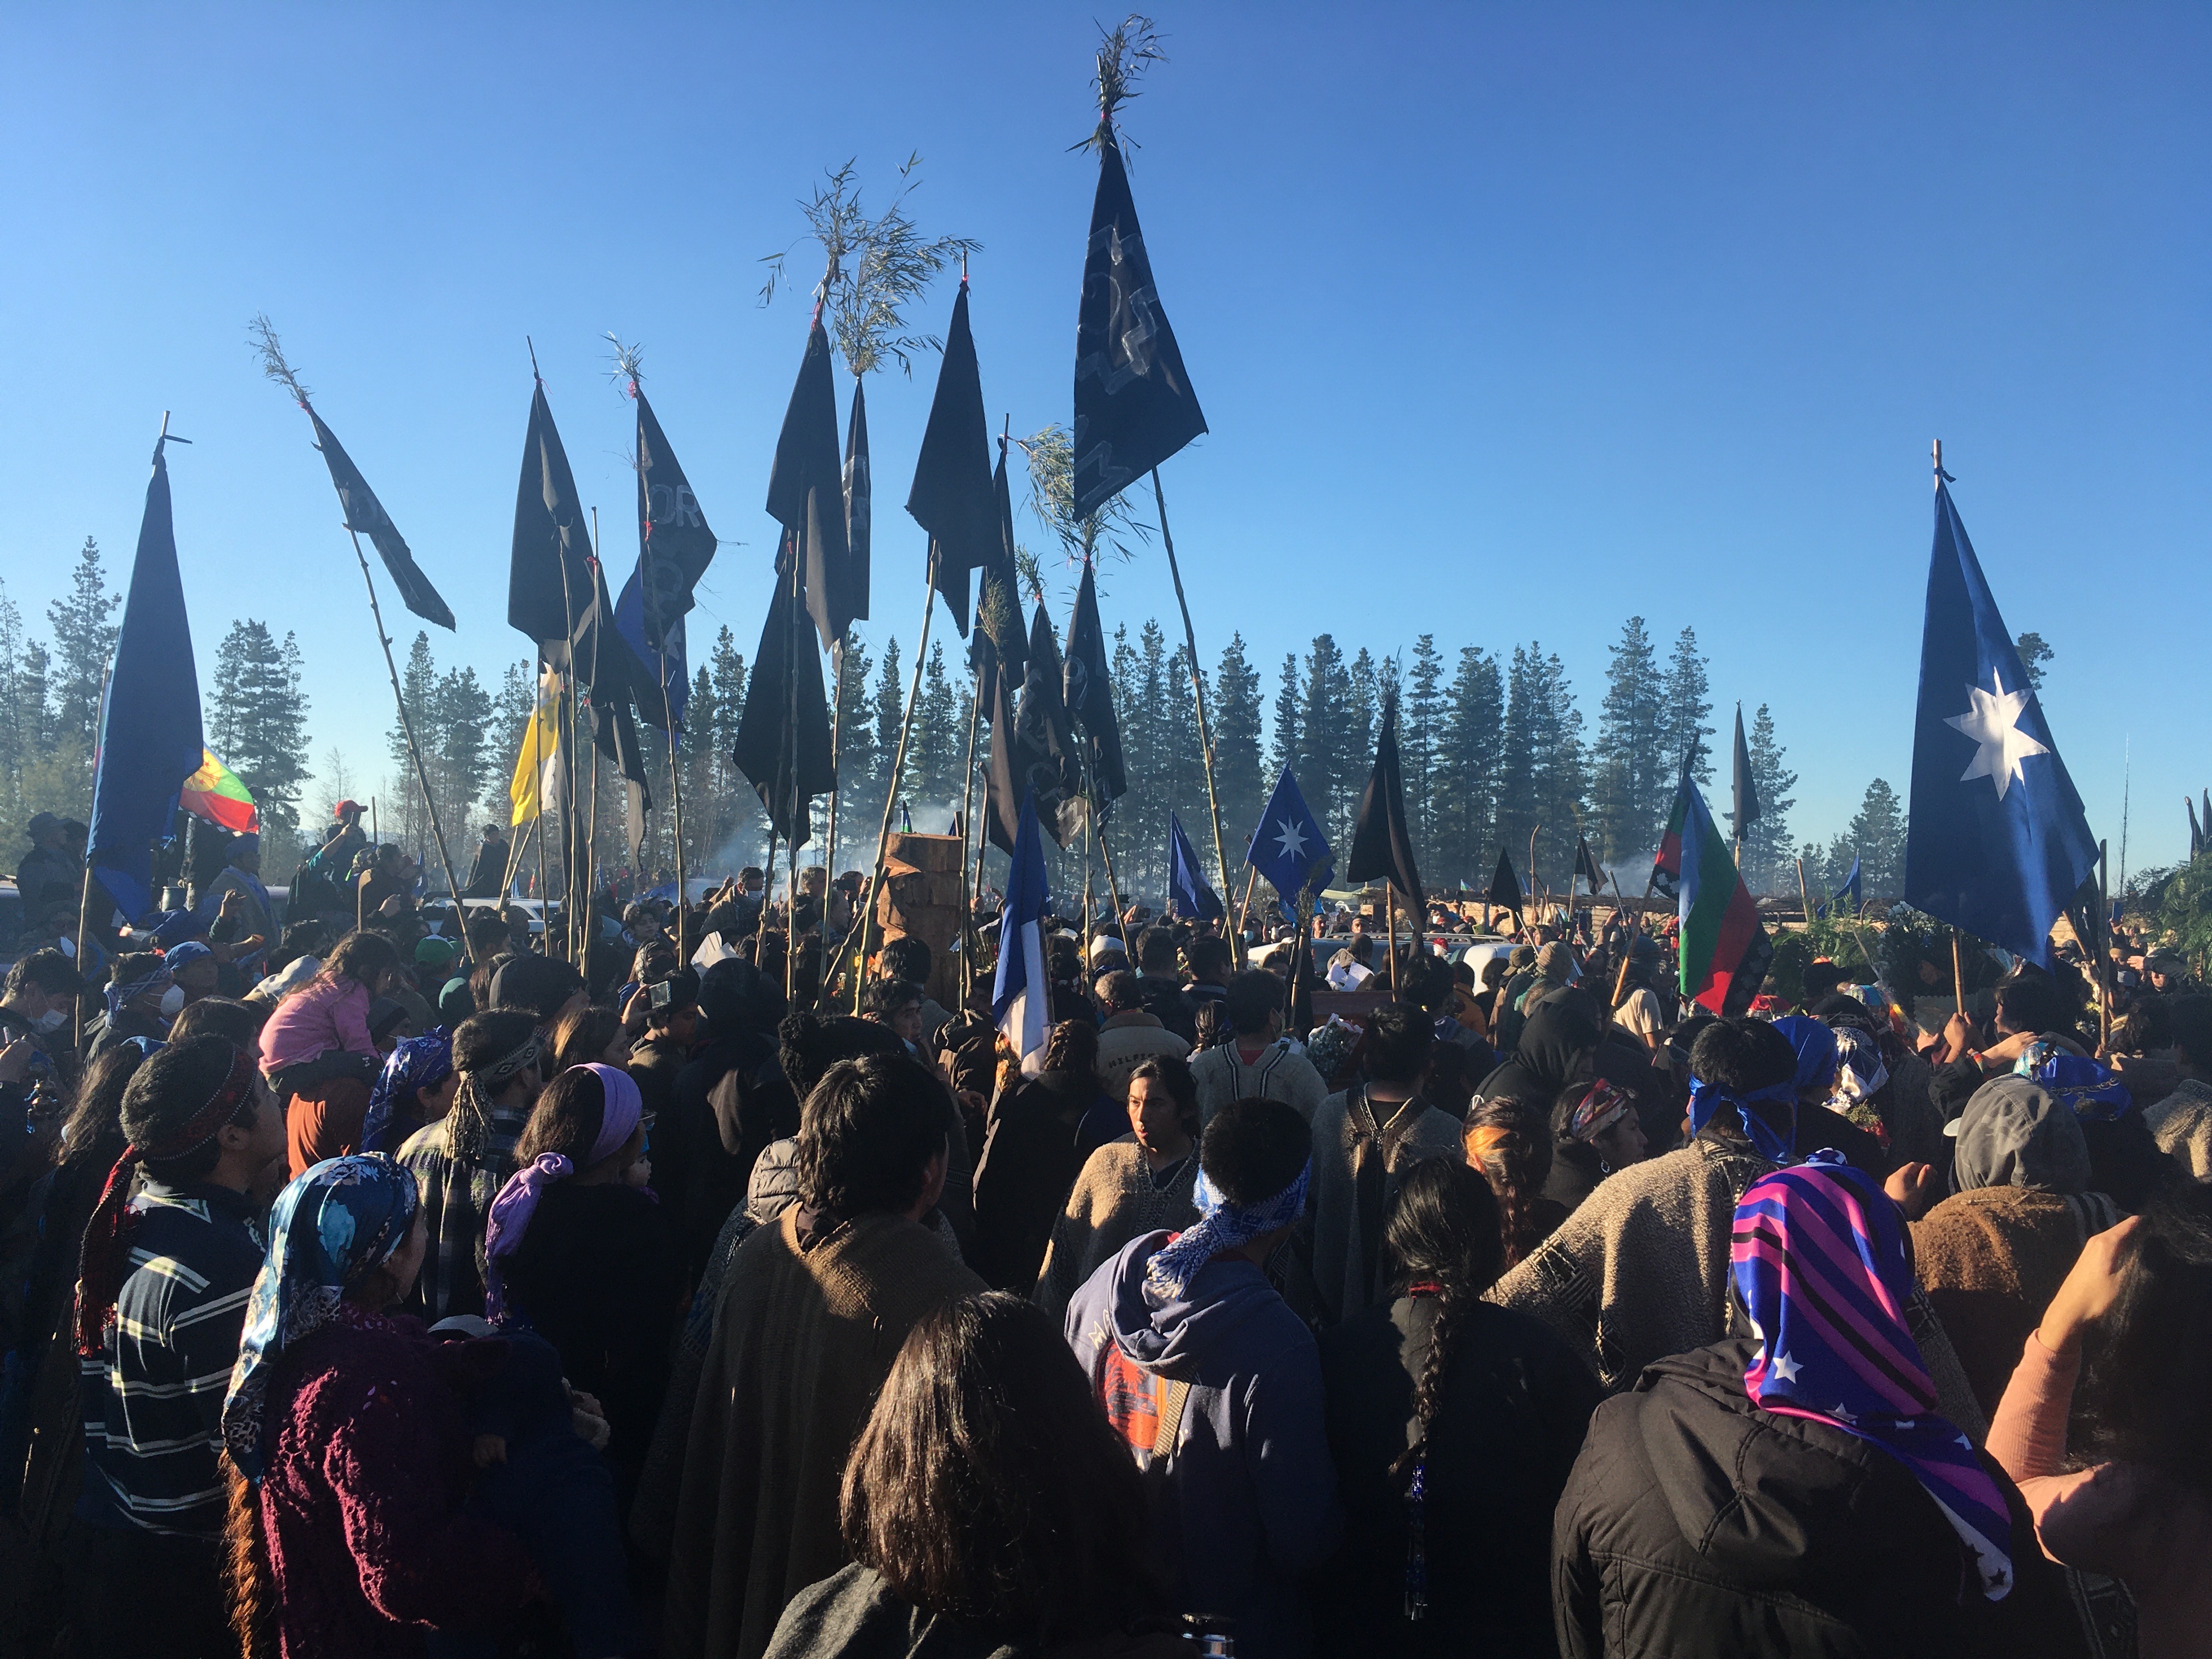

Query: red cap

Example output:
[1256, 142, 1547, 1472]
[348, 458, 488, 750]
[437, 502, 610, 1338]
[334, 799, 364, 819]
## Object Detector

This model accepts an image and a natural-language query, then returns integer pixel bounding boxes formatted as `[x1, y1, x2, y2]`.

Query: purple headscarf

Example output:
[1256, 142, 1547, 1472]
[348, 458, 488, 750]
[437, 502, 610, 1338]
[482, 1064, 645, 1322]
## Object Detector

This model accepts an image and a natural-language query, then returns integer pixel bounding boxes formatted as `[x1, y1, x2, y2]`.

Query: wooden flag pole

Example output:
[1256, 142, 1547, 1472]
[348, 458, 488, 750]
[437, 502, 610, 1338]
[754, 828, 777, 967]
[1384, 885, 1400, 993]
[1951, 933, 1966, 1015]
[1795, 856, 1815, 930]
[2097, 839, 2112, 1055]
[848, 552, 939, 1013]
[825, 644, 845, 885]
[1234, 865, 1261, 939]
[1149, 469, 1242, 970]
[956, 659, 985, 1005]
[72, 861, 98, 1051]
[782, 541, 804, 1005]
[1611, 862, 1660, 1011]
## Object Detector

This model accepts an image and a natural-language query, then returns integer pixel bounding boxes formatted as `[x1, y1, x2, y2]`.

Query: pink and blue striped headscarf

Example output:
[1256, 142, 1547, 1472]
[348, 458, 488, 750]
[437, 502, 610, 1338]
[1731, 1152, 2015, 1601]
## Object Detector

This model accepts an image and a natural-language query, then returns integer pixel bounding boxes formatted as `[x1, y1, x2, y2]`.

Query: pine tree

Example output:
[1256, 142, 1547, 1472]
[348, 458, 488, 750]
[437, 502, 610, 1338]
[872, 636, 904, 803]
[675, 663, 720, 874]
[47, 537, 119, 756]
[710, 626, 758, 859]
[484, 662, 535, 829]
[432, 666, 493, 834]
[1404, 635, 1443, 848]
[1269, 653, 1300, 783]
[1347, 647, 1379, 810]
[2015, 631, 2053, 692]
[1661, 625, 1714, 785]
[1592, 616, 1667, 861]
[1297, 635, 1351, 845]
[1435, 646, 1504, 889]
[206, 619, 313, 853]
[1740, 703, 1796, 896]
[1211, 633, 1265, 851]
[832, 630, 878, 870]
[912, 641, 955, 820]
[1848, 778, 1908, 898]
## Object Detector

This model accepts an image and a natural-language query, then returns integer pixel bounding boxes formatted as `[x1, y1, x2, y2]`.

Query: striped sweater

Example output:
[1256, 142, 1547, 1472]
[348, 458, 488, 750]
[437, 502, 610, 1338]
[78, 1181, 264, 1537]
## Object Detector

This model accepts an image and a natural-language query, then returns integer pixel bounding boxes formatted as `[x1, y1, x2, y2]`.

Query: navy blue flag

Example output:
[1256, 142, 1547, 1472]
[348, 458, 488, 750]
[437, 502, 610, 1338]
[1815, 856, 1861, 919]
[1904, 478, 2097, 967]
[614, 575, 687, 730]
[1167, 812, 1224, 921]
[993, 792, 1053, 1064]
[89, 438, 205, 921]
[1247, 766, 1332, 909]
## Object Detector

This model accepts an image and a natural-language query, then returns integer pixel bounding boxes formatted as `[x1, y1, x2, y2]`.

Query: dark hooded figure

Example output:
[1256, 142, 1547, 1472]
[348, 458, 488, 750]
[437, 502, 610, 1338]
[1476, 990, 1667, 1149]
[661, 959, 792, 1280]
[1910, 1076, 2126, 1418]
[1555, 1156, 2088, 1659]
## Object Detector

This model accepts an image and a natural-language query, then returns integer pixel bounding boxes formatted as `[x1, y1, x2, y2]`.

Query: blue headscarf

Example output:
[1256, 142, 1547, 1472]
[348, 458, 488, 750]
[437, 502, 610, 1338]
[222, 1154, 420, 1483]
[1733, 1153, 2015, 1600]
[360, 1028, 455, 1155]
[1143, 1160, 1310, 1304]
[1770, 1015, 1841, 1096]
[1687, 1070, 1799, 1162]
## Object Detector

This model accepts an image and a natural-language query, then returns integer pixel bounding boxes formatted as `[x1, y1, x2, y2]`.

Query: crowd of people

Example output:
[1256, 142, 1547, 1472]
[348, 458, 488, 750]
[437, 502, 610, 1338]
[1, 794, 2208, 1658]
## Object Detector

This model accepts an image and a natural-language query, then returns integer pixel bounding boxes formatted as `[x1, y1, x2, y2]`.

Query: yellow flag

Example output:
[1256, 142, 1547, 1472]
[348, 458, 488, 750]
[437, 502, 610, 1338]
[509, 668, 567, 826]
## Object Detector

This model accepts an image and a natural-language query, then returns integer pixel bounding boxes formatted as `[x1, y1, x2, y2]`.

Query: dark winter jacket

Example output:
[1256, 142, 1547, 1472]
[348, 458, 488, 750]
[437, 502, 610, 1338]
[1317, 1295, 1598, 1656]
[1553, 1337, 2088, 1659]
[971, 1071, 1098, 1292]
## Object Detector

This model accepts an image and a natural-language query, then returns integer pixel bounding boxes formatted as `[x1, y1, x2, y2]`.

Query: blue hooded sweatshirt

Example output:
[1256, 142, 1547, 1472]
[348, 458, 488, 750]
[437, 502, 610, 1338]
[1063, 1229, 1342, 1658]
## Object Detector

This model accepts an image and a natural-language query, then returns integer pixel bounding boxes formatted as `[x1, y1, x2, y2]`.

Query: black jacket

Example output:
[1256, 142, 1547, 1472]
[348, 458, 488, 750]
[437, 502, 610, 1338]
[970, 1070, 1099, 1293]
[1317, 1296, 1598, 1657]
[1554, 1338, 2087, 1659]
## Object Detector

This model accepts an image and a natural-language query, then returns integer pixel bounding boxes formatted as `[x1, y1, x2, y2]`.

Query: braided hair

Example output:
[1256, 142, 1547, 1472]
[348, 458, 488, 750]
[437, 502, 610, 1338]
[1461, 1096, 1554, 1268]
[1382, 1158, 1506, 1621]
[446, 1009, 542, 1168]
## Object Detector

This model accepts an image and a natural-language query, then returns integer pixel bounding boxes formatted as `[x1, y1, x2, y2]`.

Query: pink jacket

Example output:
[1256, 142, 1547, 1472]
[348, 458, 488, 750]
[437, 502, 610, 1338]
[1988, 1332, 2212, 1659]
[261, 975, 376, 1076]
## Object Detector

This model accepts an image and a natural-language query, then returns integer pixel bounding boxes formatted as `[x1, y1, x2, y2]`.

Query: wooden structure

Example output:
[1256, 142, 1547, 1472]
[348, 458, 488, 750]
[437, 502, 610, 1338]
[874, 832, 966, 1012]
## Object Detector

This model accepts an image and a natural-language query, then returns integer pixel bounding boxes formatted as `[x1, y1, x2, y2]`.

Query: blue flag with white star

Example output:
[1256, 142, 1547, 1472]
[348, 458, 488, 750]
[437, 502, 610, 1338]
[1248, 766, 1333, 909]
[1167, 812, 1224, 921]
[1904, 477, 2096, 967]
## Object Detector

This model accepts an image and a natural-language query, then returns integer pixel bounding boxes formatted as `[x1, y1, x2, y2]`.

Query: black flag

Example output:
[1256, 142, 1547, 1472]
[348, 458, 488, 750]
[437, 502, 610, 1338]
[906, 283, 995, 637]
[989, 601, 1083, 853]
[1731, 703, 1760, 840]
[843, 375, 871, 624]
[1488, 847, 1524, 919]
[307, 409, 454, 631]
[1063, 561, 1126, 808]
[767, 320, 855, 654]
[1574, 835, 1605, 897]
[977, 441, 1028, 692]
[508, 380, 596, 654]
[2202, 789, 2210, 856]
[1346, 696, 1424, 914]
[730, 568, 835, 845]
[631, 390, 720, 653]
[2190, 797, 2203, 857]
[1072, 132, 1208, 518]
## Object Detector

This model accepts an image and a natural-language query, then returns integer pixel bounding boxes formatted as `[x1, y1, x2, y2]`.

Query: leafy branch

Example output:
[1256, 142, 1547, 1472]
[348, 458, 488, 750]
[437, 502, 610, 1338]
[759, 155, 979, 379]
[247, 313, 311, 410]
[1081, 14, 1166, 153]
[1019, 422, 1153, 582]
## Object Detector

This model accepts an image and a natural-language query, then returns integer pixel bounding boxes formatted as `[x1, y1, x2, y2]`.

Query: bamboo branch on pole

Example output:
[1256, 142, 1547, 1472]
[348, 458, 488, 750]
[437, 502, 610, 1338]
[1150, 467, 1239, 968]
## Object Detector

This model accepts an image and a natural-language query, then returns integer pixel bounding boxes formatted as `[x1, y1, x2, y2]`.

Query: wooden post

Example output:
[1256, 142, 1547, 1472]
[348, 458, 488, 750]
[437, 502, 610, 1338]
[1234, 865, 1261, 938]
[1795, 856, 1815, 929]
[956, 661, 984, 1004]
[2097, 839, 2112, 1054]
[1951, 933, 1966, 1014]
[754, 828, 776, 967]
[1150, 469, 1243, 970]
[1611, 862, 1660, 1011]
[71, 861, 98, 1051]
[1384, 885, 1400, 992]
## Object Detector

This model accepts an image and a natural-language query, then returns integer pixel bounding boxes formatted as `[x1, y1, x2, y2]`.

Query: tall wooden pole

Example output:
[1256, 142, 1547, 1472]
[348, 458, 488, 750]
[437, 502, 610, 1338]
[1611, 862, 1660, 1011]
[1150, 469, 1242, 969]
[1384, 885, 1400, 992]
[1234, 865, 1261, 938]
[849, 553, 939, 1013]
[2097, 839, 2112, 1054]
[1794, 856, 1815, 930]
[1951, 934, 1966, 1015]
[956, 658, 984, 1004]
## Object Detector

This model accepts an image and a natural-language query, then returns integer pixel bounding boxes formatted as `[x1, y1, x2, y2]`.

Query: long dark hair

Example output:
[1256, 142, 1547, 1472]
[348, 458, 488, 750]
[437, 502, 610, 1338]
[317, 929, 400, 993]
[840, 1292, 1162, 1645]
[54, 1044, 147, 1170]
[2080, 1184, 2212, 1494]
[1384, 1159, 1505, 1481]
[1462, 1096, 1553, 1267]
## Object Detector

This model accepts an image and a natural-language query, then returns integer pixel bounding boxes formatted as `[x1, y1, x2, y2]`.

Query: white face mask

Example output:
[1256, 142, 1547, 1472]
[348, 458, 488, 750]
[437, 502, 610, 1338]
[32, 1008, 66, 1034]
[159, 985, 186, 1019]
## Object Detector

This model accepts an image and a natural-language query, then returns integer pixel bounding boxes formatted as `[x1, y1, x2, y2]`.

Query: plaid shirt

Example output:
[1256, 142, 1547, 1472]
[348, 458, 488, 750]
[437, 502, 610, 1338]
[78, 1181, 264, 1537]
[397, 1100, 529, 1321]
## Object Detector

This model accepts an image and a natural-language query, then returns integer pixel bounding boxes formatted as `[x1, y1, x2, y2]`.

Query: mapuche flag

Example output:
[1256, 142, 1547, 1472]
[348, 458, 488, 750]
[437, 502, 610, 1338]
[989, 601, 1083, 853]
[179, 749, 258, 837]
[1072, 131, 1207, 518]
[768, 319, 856, 654]
[1904, 477, 2097, 967]
[730, 567, 836, 845]
[1346, 695, 1423, 915]
[508, 380, 596, 656]
[1063, 560, 1126, 806]
[906, 282, 995, 637]
[307, 409, 454, 631]
[1656, 776, 1773, 1015]
[89, 438, 205, 922]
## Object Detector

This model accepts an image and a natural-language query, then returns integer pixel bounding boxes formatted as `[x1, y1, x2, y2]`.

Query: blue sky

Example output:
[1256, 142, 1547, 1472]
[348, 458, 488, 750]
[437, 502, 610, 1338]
[1, 3, 2204, 873]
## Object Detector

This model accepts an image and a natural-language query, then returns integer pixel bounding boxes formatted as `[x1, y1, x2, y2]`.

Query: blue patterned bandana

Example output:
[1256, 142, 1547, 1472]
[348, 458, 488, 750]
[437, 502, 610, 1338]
[361, 1028, 455, 1154]
[222, 1154, 419, 1483]
[1689, 1072, 1799, 1162]
[1143, 1160, 1310, 1303]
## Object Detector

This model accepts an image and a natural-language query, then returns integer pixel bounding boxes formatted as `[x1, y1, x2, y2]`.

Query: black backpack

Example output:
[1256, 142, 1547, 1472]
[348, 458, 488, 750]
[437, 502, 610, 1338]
[289, 855, 340, 915]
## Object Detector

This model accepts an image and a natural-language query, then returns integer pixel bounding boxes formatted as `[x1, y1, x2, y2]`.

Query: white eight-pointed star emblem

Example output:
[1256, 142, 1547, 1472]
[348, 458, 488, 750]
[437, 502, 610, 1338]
[1944, 670, 2049, 802]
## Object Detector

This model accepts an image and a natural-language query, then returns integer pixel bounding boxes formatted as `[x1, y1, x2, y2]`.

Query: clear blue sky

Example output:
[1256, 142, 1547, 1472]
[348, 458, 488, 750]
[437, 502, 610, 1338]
[2, 4, 2204, 873]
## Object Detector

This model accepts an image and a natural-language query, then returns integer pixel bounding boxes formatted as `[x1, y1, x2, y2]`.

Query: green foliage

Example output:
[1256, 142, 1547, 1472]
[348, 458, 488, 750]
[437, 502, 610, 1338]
[1740, 703, 1797, 896]
[1662, 625, 1713, 786]
[1594, 616, 1666, 861]
[207, 618, 313, 852]
[2149, 850, 2212, 966]
[2015, 631, 2054, 693]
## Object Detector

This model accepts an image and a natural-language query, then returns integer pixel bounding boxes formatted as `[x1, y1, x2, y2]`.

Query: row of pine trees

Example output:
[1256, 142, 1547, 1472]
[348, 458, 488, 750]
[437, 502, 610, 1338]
[0, 540, 1914, 907]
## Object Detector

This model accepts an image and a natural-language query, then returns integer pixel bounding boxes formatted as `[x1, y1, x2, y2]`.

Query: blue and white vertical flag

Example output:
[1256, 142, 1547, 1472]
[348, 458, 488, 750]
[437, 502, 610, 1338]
[1904, 474, 2097, 967]
[992, 791, 1053, 1069]
[1246, 766, 1333, 909]
[89, 437, 205, 922]
[1166, 812, 1224, 921]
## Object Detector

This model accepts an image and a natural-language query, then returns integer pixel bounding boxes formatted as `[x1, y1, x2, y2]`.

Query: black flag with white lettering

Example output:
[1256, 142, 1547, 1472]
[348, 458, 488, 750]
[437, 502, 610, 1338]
[990, 601, 1082, 853]
[906, 282, 995, 637]
[843, 376, 871, 625]
[976, 440, 1028, 693]
[307, 409, 454, 631]
[630, 390, 720, 654]
[1072, 132, 1207, 518]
